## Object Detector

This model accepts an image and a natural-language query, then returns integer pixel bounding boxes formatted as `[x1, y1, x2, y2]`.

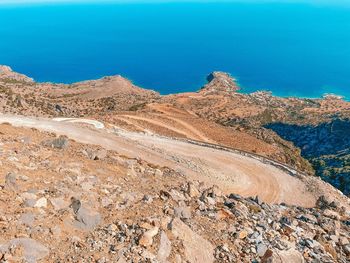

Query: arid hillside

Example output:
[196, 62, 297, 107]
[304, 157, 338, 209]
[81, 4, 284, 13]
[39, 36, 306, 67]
[3, 65, 350, 195]
[1, 65, 350, 262]
[0, 66, 310, 172]
[0, 66, 159, 117]
[0, 119, 349, 262]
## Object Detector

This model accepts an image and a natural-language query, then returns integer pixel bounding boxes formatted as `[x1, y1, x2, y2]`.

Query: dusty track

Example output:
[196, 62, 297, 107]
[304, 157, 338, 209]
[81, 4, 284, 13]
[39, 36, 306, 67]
[0, 114, 333, 208]
[117, 114, 212, 142]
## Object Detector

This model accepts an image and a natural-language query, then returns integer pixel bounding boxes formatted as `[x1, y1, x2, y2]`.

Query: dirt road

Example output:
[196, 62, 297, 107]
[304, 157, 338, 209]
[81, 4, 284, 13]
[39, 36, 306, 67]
[0, 114, 319, 207]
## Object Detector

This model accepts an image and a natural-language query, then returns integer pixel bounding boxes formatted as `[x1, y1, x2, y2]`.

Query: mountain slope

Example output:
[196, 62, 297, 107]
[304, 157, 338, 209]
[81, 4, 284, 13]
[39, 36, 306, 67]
[1, 66, 350, 262]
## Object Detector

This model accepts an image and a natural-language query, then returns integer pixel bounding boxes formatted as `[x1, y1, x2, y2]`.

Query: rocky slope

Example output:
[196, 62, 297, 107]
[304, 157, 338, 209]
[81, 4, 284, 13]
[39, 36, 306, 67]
[0, 124, 349, 262]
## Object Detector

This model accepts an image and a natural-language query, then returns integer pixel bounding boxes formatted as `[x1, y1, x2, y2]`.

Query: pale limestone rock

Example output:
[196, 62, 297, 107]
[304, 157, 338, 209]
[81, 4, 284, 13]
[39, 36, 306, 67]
[139, 227, 159, 247]
[262, 248, 304, 263]
[157, 231, 172, 262]
[34, 197, 47, 208]
[171, 218, 214, 263]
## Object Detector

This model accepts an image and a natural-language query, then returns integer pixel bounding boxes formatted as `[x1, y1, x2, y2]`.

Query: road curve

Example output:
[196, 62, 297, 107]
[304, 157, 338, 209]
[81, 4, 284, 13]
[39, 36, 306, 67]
[0, 114, 317, 207]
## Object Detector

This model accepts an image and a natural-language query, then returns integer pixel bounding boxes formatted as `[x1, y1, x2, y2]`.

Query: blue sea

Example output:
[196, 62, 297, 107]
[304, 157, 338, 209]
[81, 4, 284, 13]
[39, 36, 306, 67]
[0, 2, 350, 98]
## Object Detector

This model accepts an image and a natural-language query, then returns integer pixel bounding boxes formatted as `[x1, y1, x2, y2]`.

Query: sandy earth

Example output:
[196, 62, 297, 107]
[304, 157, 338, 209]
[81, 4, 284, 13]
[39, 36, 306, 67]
[0, 114, 334, 208]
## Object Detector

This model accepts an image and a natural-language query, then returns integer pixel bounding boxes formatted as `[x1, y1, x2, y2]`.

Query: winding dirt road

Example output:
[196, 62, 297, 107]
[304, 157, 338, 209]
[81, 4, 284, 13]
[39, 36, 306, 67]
[0, 114, 320, 207]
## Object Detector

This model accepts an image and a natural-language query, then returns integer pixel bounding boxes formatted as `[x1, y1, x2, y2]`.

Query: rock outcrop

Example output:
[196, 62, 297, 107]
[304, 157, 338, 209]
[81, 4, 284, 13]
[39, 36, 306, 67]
[200, 71, 239, 95]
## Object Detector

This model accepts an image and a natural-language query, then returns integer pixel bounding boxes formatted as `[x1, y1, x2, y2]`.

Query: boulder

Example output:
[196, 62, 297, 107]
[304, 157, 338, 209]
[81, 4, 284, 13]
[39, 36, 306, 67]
[0, 238, 49, 263]
[74, 206, 102, 231]
[19, 213, 35, 227]
[42, 136, 69, 150]
[50, 197, 69, 211]
[139, 227, 159, 247]
[170, 218, 214, 263]
[174, 206, 191, 220]
[257, 243, 268, 257]
[5, 172, 18, 190]
[84, 148, 107, 160]
[262, 249, 304, 263]
[157, 231, 172, 262]
[34, 197, 47, 208]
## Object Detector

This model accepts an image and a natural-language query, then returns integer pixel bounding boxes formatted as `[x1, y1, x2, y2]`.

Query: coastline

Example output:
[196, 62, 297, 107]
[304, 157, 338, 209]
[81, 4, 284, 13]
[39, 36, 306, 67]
[12, 68, 349, 102]
[0, 64, 350, 102]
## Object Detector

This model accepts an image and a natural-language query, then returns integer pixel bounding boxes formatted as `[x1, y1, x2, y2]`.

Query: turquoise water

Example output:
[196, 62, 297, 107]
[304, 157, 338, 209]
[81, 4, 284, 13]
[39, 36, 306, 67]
[0, 2, 350, 97]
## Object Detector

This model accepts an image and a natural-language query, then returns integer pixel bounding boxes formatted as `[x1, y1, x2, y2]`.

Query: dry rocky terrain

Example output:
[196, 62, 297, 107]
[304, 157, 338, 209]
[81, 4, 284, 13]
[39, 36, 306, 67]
[1, 124, 349, 263]
[1, 66, 350, 262]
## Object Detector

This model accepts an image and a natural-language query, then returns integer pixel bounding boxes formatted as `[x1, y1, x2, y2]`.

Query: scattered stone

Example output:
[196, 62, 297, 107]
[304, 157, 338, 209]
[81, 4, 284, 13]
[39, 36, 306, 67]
[0, 124, 349, 262]
[101, 197, 113, 207]
[187, 182, 200, 198]
[42, 135, 69, 149]
[324, 243, 337, 259]
[50, 197, 69, 211]
[81, 181, 94, 191]
[21, 192, 37, 201]
[216, 208, 234, 220]
[344, 244, 350, 255]
[174, 206, 191, 220]
[24, 199, 37, 208]
[262, 248, 304, 263]
[340, 236, 349, 246]
[214, 244, 235, 262]
[257, 243, 268, 257]
[238, 230, 248, 239]
[34, 197, 47, 208]
[5, 172, 18, 190]
[169, 189, 186, 202]
[323, 209, 340, 220]
[254, 195, 263, 205]
[157, 231, 172, 262]
[70, 197, 81, 214]
[142, 195, 153, 204]
[84, 148, 107, 160]
[139, 227, 159, 247]
[50, 226, 62, 238]
[154, 169, 163, 177]
[18, 213, 35, 227]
